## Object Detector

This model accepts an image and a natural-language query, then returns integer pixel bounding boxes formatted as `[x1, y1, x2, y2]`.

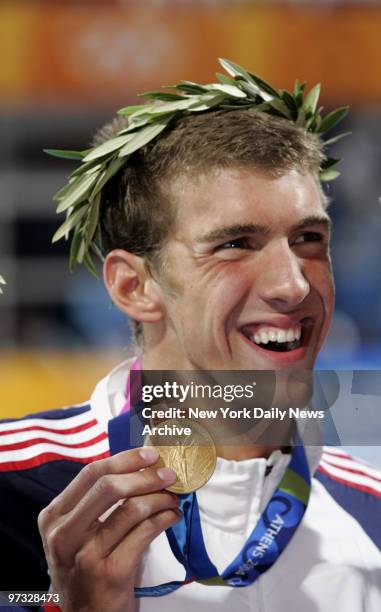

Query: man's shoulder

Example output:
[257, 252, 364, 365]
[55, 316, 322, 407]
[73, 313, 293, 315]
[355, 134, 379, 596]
[0, 403, 110, 592]
[0, 403, 110, 475]
[314, 447, 381, 550]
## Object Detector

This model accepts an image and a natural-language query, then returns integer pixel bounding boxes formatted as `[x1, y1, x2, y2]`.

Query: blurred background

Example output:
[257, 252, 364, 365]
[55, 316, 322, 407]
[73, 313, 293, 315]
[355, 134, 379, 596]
[0, 0, 380, 463]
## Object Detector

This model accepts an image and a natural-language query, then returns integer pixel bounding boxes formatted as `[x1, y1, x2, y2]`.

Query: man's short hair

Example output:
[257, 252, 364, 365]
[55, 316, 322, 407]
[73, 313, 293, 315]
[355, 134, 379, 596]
[95, 109, 325, 344]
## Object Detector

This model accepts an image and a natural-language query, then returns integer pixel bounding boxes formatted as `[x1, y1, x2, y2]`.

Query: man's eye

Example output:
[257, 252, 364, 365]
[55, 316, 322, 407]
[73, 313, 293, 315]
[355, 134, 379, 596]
[217, 237, 250, 250]
[294, 232, 325, 244]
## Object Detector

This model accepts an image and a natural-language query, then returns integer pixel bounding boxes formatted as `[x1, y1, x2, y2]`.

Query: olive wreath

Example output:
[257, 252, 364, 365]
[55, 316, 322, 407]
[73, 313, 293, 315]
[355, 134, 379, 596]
[44, 59, 351, 278]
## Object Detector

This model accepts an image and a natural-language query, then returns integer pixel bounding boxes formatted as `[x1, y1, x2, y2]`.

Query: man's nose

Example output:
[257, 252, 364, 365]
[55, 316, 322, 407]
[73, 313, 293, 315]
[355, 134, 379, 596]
[257, 242, 310, 309]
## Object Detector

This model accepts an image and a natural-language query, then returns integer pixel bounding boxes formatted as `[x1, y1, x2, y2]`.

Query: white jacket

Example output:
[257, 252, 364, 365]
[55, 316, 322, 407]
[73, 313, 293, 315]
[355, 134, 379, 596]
[90, 360, 381, 612]
[1, 359, 380, 610]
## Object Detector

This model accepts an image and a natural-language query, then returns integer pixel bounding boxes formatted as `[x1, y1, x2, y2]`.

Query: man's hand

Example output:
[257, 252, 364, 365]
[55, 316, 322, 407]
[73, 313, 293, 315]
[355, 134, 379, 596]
[38, 447, 180, 612]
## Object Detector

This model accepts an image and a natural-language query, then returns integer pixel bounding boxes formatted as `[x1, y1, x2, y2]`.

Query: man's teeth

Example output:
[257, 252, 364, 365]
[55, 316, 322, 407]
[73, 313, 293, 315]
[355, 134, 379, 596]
[251, 325, 301, 346]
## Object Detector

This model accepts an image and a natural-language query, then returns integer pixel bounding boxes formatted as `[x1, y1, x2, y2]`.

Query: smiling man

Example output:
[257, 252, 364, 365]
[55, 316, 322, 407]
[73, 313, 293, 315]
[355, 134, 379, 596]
[1, 61, 380, 612]
[132, 166, 332, 374]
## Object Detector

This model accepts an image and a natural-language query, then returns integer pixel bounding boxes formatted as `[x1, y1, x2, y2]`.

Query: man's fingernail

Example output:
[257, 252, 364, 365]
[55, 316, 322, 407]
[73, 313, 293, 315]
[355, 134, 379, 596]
[139, 448, 159, 462]
[157, 467, 177, 483]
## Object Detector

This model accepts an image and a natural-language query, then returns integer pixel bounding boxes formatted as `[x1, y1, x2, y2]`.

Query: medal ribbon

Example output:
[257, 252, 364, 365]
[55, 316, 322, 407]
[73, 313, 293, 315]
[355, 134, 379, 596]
[108, 410, 311, 598]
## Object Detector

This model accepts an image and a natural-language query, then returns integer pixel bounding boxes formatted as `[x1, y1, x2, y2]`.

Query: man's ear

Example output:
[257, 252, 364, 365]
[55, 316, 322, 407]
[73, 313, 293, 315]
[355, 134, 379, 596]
[103, 249, 165, 323]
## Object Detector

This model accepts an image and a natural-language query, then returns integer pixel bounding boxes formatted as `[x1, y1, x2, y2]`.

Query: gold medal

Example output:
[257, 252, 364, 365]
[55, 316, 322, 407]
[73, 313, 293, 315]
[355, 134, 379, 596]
[145, 418, 217, 494]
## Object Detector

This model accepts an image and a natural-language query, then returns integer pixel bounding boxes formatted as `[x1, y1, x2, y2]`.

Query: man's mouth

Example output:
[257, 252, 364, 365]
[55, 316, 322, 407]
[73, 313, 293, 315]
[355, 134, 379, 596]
[241, 321, 306, 353]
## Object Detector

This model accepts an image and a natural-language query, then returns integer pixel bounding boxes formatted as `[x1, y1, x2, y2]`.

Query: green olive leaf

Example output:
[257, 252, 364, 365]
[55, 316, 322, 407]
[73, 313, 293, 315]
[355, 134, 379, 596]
[89, 156, 125, 200]
[83, 194, 101, 249]
[207, 83, 247, 98]
[137, 98, 197, 114]
[320, 169, 341, 181]
[247, 102, 272, 114]
[44, 149, 87, 160]
[83, 134, 135, 162]
[305, 115, 317, 131]
[83, 250, 99, 278]
[219, 60, 275, 103]
[118, 120, 172, 157]
[71, 160, 103, 178]
[318, 106, 349, 134]
[215, 72, 236, 86]
[234, 79, 262, 99]
[118, 117, 152, 134]
[53, 178, 77, 202]
[55, 174, 98, 213]
[268, 97, 292, 119]
[279, 90, 298, 119]
[76, 237, 87, 264]
[118, 104, 155, 117]
[52, 204, 88, 243]
[176, 81, 208, 94]
[293, 80, 307, 107]
[69, 229, 83, 272]
[323, 131, 352, 147]
[248, 72, 279, 98]
[188, 93, 226, 112]
[296, 108, 306, 127]
[115, 105, 145, 116]
[219, 58, 254, 84]
[240, 81, 273, 103]
[137, 92, 184, 101]
[303, 84, 321, 114]
[320, 157, 340, 170]
[90, 239, 105, 263]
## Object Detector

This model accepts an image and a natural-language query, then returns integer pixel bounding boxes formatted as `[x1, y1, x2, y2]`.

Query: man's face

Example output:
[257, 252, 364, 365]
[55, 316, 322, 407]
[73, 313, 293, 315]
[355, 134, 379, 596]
[154, 166, 334, 372]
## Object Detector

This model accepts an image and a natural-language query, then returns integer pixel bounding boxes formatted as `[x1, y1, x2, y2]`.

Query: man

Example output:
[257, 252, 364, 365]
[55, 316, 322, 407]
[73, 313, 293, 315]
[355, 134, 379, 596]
[1, 60, 380, 611]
